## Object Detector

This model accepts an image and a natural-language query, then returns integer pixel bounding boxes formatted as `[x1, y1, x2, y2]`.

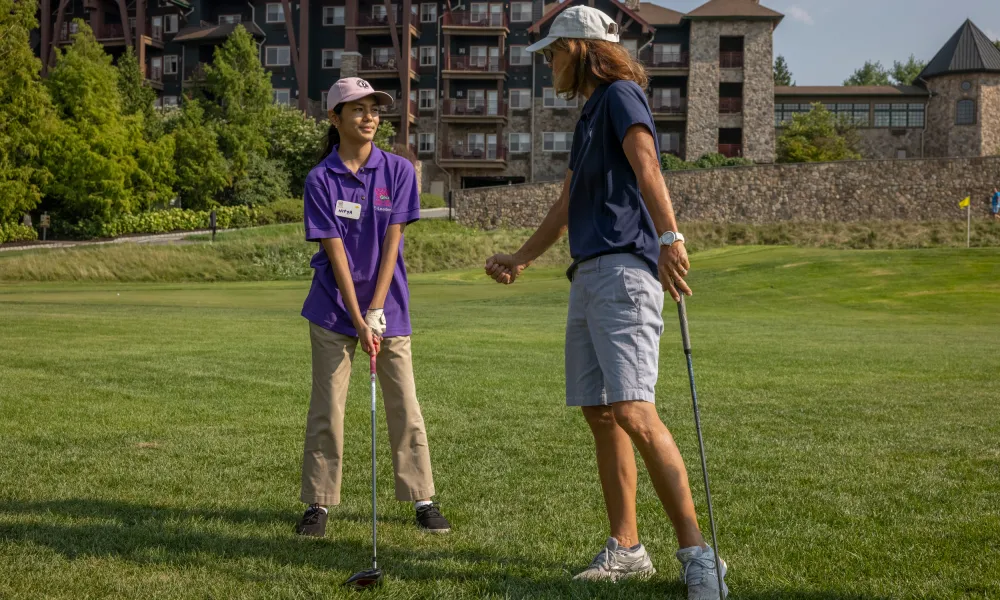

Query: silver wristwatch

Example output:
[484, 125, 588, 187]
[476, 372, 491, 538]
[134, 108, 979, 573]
[658, 231, 685, 247]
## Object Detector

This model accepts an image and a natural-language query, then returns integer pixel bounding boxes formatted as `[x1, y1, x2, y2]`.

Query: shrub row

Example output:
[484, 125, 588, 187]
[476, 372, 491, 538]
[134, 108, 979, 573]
[0, 223, 39, 244]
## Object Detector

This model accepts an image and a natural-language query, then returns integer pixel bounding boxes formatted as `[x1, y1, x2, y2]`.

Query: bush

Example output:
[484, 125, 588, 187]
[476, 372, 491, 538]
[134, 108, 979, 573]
[220, 153, 290, 207]
[53, 206, 265, 239]
[0, 223, 39, 244]
[660, 154, 694, 171]
[660, 153, 753, 171]
[420, 194, 446, 209]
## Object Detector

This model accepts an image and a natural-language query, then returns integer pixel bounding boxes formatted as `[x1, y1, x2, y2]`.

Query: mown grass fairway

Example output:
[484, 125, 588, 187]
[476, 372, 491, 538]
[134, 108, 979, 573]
[1, 247, 999, 599]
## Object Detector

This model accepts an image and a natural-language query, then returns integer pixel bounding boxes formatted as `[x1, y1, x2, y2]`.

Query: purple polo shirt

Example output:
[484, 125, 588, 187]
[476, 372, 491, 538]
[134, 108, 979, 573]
[300, 146, 420, 338]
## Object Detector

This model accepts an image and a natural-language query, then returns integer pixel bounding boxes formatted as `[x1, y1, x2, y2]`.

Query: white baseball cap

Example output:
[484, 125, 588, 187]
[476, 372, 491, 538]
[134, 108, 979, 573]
[326, 77, 393, 111]
[525, 6, 620, 53]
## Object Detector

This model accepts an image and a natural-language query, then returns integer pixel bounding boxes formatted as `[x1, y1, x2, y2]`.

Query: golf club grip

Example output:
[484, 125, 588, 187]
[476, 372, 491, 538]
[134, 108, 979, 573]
[370, 353, 377, 376]
[676, 295, 692, 353]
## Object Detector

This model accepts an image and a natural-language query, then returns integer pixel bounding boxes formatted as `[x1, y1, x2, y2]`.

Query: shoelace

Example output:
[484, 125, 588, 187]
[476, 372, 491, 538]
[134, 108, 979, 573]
[302, 508, 324, 525]
[682, 553, 718, 586]
[418, 503, 443, 520]
[588, 547, 617, 571]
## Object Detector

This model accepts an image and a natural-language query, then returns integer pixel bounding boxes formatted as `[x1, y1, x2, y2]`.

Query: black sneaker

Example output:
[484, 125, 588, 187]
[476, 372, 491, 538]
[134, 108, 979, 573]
[296, 505, 328, 537]
[415, 503, 451, 534]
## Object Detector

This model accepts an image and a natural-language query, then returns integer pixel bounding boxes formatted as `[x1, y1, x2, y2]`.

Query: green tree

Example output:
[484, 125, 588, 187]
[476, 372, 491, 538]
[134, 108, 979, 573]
[269, 105, 327, 196]
[170, 101, 230, 210]
[202, 25, 275, 179]
[774, 55, 794, 86]
[777, 103, 862, 163]
[994, 40, 1000, 52]
[844, 61, 891, 86]
[0, 0, 56, 224]
[374, 120, 396, 153]
[117, 47, 156, 120]
[221, 153, 290, 206]
[891, 54, 926, 86]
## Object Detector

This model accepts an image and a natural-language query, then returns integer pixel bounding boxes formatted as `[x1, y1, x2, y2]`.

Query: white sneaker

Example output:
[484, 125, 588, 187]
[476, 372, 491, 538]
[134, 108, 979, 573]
[573, 537, 656, 582]
[676, 545, 728, 600]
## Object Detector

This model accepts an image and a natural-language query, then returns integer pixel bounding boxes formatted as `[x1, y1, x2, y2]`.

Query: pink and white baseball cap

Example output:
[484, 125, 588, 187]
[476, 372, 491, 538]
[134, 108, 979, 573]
[326, 77, 394, 110]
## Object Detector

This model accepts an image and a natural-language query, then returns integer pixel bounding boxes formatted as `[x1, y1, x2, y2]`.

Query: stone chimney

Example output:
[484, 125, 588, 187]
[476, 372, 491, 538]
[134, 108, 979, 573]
[624, 0, 640, 11]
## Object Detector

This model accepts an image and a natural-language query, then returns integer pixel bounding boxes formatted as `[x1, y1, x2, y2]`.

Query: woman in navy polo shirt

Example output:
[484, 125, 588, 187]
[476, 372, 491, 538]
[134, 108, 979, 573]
[485, 7, 727, 599]
[295, 78, 450, 536]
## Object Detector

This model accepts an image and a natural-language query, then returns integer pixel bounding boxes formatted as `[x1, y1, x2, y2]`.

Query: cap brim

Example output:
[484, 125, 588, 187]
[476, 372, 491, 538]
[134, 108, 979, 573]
[526, 36, 558, 53]
[371, 91, 394, 106]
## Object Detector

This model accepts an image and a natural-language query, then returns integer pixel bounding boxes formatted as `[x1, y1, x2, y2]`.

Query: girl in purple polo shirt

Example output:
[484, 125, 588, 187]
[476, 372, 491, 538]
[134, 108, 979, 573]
[295, 77, 450, 536]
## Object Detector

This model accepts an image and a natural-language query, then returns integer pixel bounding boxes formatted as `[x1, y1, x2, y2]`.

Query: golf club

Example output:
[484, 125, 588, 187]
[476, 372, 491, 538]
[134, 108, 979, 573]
[676, 293, 725, 599]
[344, 343, 383, 591]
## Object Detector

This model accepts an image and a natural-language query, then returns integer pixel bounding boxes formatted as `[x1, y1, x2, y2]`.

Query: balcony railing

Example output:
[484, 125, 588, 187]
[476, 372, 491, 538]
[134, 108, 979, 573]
[357, 9, 403, 27]
[149, 66, 163, 82]
[718, 144, 742, 158]
[442, 10, 507, 27]
[720, 51, 744, 69]
[361, 56, 419, 72]
[441, 145, 508, 161]
[719, 97, 743, 114]
[444, 54, 504, 72]
[641, 50, 689, 68]
[380, 99, 418, 118]
[649, 97, 687, 115]
[442, 99, 507, 117]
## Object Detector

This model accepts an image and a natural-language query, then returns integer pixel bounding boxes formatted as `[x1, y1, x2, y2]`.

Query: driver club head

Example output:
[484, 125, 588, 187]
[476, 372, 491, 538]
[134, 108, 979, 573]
[343, 568, 383, 591]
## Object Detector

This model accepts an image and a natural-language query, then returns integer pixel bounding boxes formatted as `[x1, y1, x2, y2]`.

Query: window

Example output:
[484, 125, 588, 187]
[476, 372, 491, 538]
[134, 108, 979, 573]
[420, 46, 436, 66]
[272, 89, 291, 105]
[372, 47, 392, 65]
[470, 3, 488, 22]
[509, 89, 531, 110]
[163, 55, 178, 75]
[265, 46, 291, 66]
[511, 2, 532, 22]
[467, 89, 485, 109]
[869, 103, 924, 128]
[874, 103, 891, 128]
[372, 4, 387, 19]
[543, 88, 577, 108]
[651, 88, 681, 109]
[659, 132, 682, 153]
[266, 3, 285, 23]
[419, 89, 435, 110]
[622, 39, 638, 59]
[543, 132, 573, 152]
[420, 3, 437, 22]
[162, 95, 178, 107]
[321, 91, 328, 109]
[151, 16, 163, 38]
[419, 133, 435, 153]
[322, 49, 343, 69]
[509, 45, 530, 66]
[774, 103, 811, 126]
[509, 133, 531, 153]
[219, 14, 241, 24]
[164, 14, 178, 34]
[468, 133, 486, 152]
[956, 99, 975, 125]
[908, 103, 925, 128]
[896, 149, 907, 159]
[323, 6, 345, 26]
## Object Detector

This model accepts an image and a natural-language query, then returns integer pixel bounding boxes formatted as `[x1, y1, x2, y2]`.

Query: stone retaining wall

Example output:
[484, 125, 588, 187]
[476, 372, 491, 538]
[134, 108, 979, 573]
[454, 156, 1000, 228]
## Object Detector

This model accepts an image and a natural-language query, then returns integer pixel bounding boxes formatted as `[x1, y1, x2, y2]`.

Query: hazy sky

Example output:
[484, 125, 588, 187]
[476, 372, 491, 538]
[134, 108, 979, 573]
[652, 0, 1000, 86]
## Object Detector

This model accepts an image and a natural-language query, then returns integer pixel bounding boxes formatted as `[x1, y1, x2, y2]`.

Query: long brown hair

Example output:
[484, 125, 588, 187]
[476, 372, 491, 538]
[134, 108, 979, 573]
[551, 38, 648, 100]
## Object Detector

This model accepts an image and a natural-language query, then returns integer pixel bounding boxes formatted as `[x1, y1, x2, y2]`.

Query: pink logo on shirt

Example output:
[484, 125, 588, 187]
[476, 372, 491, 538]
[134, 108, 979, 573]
[374, 188, 392, 210]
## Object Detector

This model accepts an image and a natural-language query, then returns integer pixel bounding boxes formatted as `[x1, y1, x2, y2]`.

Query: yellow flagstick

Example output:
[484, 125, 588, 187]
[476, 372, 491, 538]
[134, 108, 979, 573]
[959, 196, 971, 248]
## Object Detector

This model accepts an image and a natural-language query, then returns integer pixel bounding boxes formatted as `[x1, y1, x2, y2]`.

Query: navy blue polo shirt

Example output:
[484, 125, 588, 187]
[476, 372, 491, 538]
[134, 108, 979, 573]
[567, 80, 660, 280]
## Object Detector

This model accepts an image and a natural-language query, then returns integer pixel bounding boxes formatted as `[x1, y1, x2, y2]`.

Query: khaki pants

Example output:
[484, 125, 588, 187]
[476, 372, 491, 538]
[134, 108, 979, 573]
[301, 322, 435, 505]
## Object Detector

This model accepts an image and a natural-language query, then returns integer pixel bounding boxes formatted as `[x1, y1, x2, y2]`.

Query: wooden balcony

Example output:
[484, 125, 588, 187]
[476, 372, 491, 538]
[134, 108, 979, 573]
[439, 145, 508, 169]
[640, 49, 689, 74]
[442, 55, 506, 80]
[147, 66, 164, 90]
[380, 99, 418, 124]
[441, 99, 508, 123]
[358, 56, 420, 82]
[442, 10, 508, 35]
[718, 143, 742, 158]
[719, 97, 743, 114]
[720, 51, 744, 69]
[352, 10, 420, 38]
[649, 97, 687, 120]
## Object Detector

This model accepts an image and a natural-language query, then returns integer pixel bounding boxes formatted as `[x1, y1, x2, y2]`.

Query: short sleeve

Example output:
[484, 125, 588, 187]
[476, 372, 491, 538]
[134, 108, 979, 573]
[390, 160, 421, 226]
[303, 178, 341, 242]
[607, 81, 656, 146]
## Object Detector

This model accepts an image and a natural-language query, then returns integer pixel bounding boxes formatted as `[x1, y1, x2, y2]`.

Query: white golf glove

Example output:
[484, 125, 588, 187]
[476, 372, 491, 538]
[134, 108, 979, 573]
[365, 308, 386, 338]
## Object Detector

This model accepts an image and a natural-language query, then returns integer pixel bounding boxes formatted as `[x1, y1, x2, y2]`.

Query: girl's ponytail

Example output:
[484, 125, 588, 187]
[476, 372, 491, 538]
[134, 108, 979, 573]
[318, 104, 344, 164]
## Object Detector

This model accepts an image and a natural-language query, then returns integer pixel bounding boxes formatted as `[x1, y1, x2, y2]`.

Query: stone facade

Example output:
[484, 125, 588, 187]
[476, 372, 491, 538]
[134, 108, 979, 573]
[980, 77, 1000, 157]
[924, 74, 1000, 158]
[455, 156, 1000, 228]
[855, 128, 925, 160]
[340, 52, 362, 78]
[532, 99, 581, 181]
[687, 20, 775, 163]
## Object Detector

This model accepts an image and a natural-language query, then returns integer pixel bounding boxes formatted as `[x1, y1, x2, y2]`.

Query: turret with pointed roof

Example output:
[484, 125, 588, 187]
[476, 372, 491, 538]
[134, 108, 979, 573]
[918, 19, 1000, 80]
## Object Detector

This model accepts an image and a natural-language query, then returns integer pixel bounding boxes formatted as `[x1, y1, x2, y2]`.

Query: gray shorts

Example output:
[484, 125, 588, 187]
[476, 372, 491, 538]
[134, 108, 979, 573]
[565, 253, 665, 407]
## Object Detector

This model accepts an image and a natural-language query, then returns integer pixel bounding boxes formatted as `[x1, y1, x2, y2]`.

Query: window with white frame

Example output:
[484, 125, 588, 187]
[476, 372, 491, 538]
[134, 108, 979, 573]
[509, 45, 530, 66]
[322, 49, 343, 69]
[467, 89, 485, 109]
[659, 132, 681, 153]
[467, 133, 486, 152]
[372, 47, 392, 66]
[372, 4, 387, 19]
[509, 89, 531, 110]
[509, 133, 531, 153]
[510, 2, 532, 22]
[543, 88, 577, 108]
[622, 39, 638, 58]
[321, 91, 329, 109]
[164, 14, 179, 34]
[265, 46, 291, 66]
[273, 89, 291, 105]
[470, 2, 488, 22]
[323, 6, 345, 25]
[543, 132, 573, 152]
[420, 3, 437, 22]
[162, 95, 179, 107]
[419, 46, 436, 66]
[163, 55, 178, 75]
[266, 3, 285, 23]
[419, 89, 435, 110]
[151, 16, 163, 37]
[218, 14, 241, 24]
[419, 133, 435, 152]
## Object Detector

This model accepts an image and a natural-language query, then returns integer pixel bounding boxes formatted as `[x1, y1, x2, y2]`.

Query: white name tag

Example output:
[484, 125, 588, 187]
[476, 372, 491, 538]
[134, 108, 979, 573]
[335, 200, 362, 220]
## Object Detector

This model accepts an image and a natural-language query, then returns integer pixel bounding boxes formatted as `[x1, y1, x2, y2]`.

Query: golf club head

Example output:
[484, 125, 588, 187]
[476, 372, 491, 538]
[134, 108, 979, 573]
[343, 568, 383, 590]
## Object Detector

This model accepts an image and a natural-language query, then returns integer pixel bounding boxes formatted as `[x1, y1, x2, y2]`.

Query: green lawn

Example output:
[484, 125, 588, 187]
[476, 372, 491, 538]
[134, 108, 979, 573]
[1, 246, 998, 599]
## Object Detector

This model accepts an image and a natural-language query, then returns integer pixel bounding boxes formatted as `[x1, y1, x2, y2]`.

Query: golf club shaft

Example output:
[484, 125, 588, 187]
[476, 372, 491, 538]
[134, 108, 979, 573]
[370, 353, 378, 571]
[676, 295, 725, 599]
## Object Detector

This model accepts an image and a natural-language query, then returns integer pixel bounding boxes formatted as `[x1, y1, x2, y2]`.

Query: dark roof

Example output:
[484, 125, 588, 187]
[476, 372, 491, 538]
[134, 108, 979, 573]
[775, 85, 929, 97]
[637, 2, 684, 26]
[684, 0, 783, 21]
[918, 19, 1000, 79]
[173, 21, 265, 43]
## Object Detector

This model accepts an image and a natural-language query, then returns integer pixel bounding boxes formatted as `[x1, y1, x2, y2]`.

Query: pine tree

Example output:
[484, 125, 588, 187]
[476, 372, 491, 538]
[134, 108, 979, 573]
[773, 55, 794, 86]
